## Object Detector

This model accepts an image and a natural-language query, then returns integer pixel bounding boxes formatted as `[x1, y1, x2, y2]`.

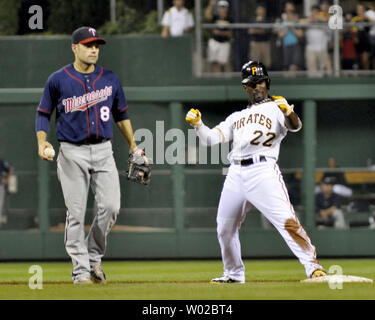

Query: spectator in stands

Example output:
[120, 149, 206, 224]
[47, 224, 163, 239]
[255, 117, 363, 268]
[317, 0, 331, 22]
[323, 157, 347, 186]
[351, 3, 372, 70]
[161, 0, 194, 38]
[316, 176, 347, 229]
[341, 11, 359, 70]
[0, 159, 13, 227]
[205, 0, 233, 73]
[365, 4, 375, 69]
[300, 5, 332, 77]
[318, 156, 353, 198]
[248, 3, 272, 69]
[277, 1, 304, 73]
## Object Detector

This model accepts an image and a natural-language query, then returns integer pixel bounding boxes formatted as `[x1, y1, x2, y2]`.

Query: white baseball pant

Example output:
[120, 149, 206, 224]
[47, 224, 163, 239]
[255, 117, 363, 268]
[216, 158, 323, 281]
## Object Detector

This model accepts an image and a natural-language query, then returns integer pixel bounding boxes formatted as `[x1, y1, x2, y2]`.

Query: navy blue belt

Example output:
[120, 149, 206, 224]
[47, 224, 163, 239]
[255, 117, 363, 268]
[59, 138, 110, 145]
[234, 155, 266, 166]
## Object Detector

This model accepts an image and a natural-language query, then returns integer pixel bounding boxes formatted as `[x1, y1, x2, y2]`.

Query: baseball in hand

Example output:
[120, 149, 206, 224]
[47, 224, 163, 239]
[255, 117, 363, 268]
[44, 147, 55, 158]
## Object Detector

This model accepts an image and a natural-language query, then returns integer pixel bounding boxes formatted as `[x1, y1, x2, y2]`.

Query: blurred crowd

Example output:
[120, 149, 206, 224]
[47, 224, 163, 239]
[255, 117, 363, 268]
[160, 0, 375, 75]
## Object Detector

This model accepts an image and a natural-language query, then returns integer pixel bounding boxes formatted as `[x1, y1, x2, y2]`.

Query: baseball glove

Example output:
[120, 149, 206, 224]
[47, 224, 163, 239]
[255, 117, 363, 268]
[126, 149, 151, 186]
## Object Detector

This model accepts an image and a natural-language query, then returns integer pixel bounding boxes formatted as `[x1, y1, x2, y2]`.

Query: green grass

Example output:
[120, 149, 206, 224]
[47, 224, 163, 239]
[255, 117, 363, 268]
[0, 259, 374, 300]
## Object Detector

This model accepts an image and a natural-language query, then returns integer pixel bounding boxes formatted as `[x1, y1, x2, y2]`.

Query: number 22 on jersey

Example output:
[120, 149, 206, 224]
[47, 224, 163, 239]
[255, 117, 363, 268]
[250, 130, 276, 147]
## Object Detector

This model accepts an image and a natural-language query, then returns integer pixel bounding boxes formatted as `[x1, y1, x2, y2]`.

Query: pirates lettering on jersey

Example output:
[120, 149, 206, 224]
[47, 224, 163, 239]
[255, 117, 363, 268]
[62, 86, 113, 113]
[232, 113, 272, 130]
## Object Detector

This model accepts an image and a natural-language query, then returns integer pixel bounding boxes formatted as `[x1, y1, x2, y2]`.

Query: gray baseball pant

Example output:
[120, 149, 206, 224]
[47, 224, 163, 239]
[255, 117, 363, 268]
[57, 141, 121, 281]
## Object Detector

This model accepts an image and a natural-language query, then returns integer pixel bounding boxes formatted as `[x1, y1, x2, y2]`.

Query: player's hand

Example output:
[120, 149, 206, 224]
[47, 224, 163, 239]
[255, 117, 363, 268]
[185, 108, 202, 127]
[38, 141, 54, 162]
[132, 147, 151, 165]
[272, 96, 294, 116]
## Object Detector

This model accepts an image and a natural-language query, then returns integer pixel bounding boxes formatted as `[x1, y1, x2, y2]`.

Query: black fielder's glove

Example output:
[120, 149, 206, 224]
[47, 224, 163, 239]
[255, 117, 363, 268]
[126, 149, 152, 186]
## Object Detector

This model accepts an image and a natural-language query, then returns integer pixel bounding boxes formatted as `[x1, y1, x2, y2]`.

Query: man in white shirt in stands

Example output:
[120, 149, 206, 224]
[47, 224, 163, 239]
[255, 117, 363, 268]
[161, 0, 195, 38]
[300, 5, 332, 77]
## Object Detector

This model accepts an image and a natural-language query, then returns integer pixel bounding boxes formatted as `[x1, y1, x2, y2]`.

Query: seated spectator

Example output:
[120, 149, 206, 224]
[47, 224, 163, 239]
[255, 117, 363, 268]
[161, 0, 194, 38]
[317, 156, 353, 198]
[248, 3, 272, 69]
[277, 1, 304, 73]
[341, 11, 359, 70]
[351, 3, 372, 69]
[300, 5, 332, 77]
[316, 176, 347, 229]
[205, 0, 233, 72]
[324, 156, 347, 184]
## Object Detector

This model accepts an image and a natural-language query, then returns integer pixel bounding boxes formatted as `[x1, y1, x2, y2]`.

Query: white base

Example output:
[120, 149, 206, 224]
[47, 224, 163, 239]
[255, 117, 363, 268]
[301, 275, 373, 283]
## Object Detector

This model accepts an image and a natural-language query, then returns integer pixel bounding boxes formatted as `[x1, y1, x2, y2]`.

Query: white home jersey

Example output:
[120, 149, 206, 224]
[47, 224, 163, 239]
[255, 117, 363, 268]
[214, 99, 293, 162]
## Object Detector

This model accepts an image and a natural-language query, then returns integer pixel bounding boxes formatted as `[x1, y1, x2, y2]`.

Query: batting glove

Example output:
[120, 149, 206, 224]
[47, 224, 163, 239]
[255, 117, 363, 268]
[272, 96, 294, 116]
[185, 108, 202, 127]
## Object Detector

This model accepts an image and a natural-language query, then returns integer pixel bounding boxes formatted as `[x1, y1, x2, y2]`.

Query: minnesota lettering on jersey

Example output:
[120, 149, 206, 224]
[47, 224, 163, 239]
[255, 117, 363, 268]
[62, 86, 113, 113]
[232, 113, 272, 130]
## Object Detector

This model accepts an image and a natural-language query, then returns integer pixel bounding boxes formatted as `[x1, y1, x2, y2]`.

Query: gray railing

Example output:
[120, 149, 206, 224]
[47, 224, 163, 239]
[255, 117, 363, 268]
[194, 0, 375, 78]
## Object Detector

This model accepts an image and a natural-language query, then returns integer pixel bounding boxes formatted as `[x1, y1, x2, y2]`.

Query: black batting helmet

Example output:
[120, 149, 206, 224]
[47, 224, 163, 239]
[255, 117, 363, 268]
[241, 61, 271, 89]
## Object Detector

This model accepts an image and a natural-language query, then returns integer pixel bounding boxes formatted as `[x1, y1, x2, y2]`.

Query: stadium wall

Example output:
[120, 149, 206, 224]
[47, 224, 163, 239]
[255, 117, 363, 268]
[0, 36, 374, 260]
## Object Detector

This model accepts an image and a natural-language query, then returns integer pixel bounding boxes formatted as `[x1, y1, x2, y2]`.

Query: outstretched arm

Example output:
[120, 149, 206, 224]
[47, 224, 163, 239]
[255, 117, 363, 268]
[196, 124, 224, 146]
[185, 108, 226, 146]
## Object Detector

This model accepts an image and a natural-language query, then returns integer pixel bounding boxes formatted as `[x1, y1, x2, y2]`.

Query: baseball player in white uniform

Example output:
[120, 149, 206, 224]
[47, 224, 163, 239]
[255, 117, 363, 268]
[186, 61, 326, 283]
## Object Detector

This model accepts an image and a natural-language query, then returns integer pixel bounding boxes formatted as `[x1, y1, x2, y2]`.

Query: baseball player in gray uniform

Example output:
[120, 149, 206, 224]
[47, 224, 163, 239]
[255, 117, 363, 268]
[35, 26, 142, 284]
